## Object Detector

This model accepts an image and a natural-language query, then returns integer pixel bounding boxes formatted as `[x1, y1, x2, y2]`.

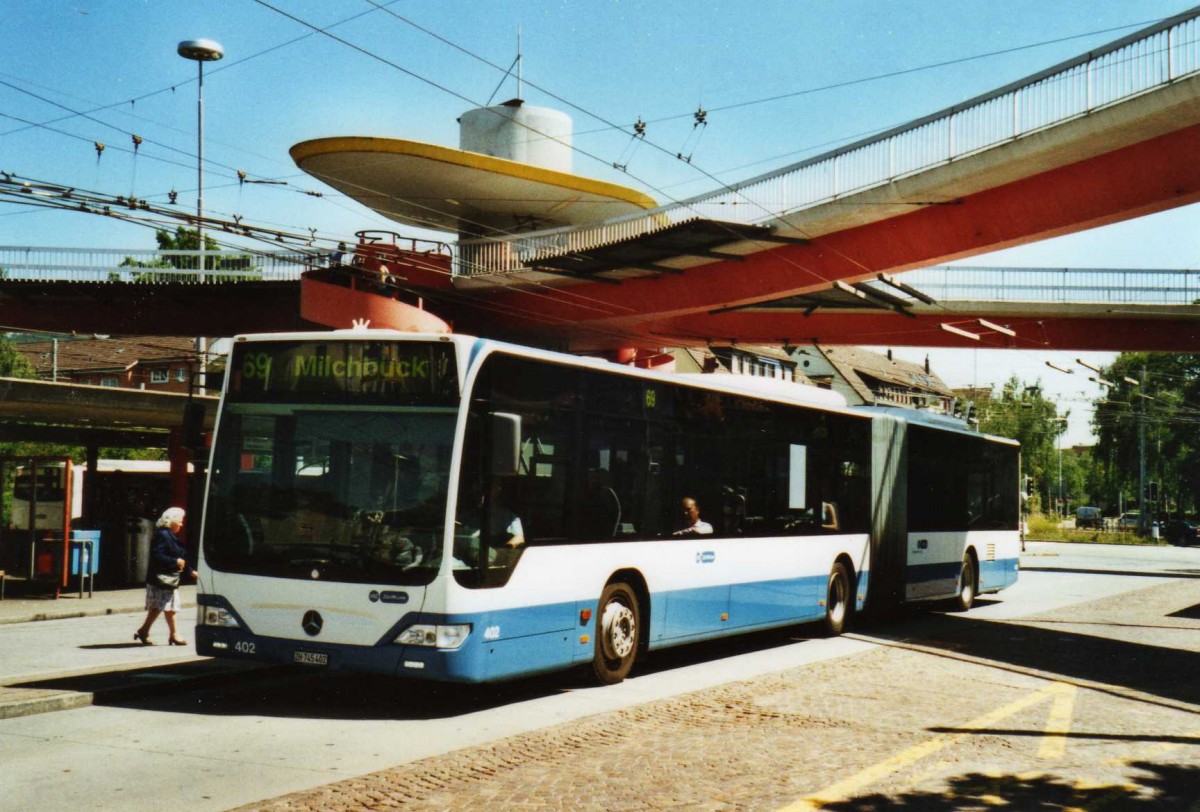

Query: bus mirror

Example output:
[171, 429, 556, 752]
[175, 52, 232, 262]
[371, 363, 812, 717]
[490, 412, 521, 475]
[182, 401, 206, 447]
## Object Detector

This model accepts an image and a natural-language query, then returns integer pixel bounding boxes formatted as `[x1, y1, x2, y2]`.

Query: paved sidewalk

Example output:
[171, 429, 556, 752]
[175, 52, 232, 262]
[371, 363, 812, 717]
[0, 583, 169, 625]
[0, 584, 269, 720]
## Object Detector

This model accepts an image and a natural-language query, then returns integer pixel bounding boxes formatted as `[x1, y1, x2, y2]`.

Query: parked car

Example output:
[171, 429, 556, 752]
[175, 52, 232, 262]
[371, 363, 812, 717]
[1164, 519, 1200, 546]
[1075, 506, 1102, 529]
[1118, 511, 1141, 531]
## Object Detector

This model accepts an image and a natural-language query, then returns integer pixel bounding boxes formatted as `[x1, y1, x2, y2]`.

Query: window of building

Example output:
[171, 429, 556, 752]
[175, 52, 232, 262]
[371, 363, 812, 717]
[176, 367, 188, 382]
[100, 377, 118, 388]
[150, 369, 169, 384]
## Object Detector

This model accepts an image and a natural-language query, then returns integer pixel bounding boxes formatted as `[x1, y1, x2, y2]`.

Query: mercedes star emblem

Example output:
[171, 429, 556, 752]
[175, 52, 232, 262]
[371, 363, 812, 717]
[301, 610, 323, 637]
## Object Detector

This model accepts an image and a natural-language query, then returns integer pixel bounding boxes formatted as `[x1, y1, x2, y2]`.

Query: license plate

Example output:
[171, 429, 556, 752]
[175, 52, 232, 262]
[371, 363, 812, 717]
[293, 650, 328, 666]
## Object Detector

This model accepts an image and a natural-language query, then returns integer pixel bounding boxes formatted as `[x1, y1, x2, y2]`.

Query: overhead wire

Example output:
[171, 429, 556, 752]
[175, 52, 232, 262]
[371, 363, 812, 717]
[0, 172, 651, 344]
[346, 2, 1192, 321]
[577, 17, 1167, 135]
[5, 6, 1189, 349]
[252, 0, 852, 289]
[0, 1, 406, 141]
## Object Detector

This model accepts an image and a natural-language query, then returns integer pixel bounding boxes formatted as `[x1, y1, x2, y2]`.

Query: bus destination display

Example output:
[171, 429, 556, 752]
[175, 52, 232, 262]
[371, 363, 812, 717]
[229, 340, 458, 401]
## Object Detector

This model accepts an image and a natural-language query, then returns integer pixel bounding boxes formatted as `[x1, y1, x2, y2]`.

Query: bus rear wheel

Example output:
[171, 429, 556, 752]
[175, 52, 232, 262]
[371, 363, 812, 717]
[592, 582, 639, 685]
[953, 554, 977, 612]
[822, 562, 851, 636]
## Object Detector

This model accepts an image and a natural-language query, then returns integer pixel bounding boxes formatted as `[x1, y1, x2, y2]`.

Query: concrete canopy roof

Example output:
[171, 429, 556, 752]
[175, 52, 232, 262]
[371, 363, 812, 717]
[0, 377, 216, 447]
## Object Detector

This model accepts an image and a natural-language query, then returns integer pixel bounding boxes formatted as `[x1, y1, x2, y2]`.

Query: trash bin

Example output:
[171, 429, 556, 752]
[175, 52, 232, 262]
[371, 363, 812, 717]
[34, 537, 58, 577]
[69, 530, 101, 576]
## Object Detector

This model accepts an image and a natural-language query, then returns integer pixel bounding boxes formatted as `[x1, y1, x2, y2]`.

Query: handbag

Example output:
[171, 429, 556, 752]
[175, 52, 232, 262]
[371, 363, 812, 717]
[154, 571, 181, 590]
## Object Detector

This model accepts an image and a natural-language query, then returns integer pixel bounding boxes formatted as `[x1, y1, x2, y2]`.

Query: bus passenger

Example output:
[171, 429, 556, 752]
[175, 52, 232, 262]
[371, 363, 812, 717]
[457, 479, 525, 568]
[489, 497, 525, 551]
[821, 501, 840, 531]
[673, 496, 713, 536]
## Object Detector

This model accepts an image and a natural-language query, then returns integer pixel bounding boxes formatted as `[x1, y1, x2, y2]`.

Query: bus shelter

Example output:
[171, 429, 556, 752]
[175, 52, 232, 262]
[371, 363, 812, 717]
[0, 377, 216, 593]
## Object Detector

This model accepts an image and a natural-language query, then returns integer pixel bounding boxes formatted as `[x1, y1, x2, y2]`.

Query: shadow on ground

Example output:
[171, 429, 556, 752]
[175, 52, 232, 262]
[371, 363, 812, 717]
[19, 620, 826, 722]
[821, 762, 1199, 810]
[862, 606, 1200, 709]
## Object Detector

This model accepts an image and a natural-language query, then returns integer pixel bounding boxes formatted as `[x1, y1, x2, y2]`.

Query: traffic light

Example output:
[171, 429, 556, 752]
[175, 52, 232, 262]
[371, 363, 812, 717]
[1148, 481, 1160, 502]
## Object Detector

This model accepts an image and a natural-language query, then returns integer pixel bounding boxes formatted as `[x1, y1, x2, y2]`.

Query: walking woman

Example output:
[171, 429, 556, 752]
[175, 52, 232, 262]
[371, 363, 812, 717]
[134, 507, 196, 646]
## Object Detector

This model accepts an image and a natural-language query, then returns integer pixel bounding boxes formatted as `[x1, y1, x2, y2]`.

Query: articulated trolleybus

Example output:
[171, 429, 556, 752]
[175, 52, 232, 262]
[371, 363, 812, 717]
[196, 331, 1019, 684]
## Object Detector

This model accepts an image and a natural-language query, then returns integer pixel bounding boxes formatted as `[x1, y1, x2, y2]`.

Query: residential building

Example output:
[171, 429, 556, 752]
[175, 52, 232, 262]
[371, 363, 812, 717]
[15, 336, 202, 393]
[791, 345, 954, 411]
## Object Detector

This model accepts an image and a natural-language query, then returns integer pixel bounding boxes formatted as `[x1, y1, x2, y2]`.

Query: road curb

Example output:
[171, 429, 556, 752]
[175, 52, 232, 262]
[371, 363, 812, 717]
[0, 605, 148, 625]
[0, 660, 283, 721]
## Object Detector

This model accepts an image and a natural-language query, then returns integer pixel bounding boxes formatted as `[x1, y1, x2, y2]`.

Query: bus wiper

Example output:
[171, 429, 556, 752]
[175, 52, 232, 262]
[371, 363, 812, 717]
[289, 557, 332, 568]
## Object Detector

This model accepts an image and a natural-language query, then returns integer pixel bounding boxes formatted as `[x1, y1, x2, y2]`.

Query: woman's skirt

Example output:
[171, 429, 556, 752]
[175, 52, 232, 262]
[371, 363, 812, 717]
[145, 583, 182, 612]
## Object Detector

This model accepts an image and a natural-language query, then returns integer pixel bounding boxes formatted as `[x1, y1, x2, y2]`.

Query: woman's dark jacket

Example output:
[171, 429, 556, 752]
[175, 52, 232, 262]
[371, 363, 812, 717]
[146, 527, 187, 586]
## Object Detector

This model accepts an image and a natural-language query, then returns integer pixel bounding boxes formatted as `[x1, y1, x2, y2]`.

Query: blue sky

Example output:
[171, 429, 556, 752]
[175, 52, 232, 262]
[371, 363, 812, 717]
[4, 1, 1199, 443]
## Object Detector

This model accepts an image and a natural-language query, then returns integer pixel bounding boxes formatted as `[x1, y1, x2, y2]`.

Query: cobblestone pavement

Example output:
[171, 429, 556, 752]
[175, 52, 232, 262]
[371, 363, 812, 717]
[236, 578, 1200, 811]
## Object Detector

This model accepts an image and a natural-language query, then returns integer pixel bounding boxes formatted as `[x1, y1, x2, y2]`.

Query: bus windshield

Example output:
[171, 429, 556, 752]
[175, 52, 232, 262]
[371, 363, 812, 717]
[202, 405, 457, 586]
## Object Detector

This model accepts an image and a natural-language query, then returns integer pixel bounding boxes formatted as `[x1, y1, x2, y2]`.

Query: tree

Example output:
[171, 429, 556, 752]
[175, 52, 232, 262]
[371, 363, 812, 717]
[120, 227, 258, 282]
[972, 376, 1072, 516]
[0, 334, 37, 379]
[1092, 353, 1200, 517]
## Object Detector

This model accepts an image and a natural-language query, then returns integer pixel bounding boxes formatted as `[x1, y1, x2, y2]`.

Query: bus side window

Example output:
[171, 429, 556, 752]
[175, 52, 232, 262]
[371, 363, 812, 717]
[722, 486, 747, 535]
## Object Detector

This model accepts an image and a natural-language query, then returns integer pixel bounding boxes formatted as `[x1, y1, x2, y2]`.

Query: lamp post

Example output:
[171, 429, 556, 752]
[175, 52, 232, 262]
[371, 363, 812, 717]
[177, 39, 223, 282]
[178, 38, 223, 397]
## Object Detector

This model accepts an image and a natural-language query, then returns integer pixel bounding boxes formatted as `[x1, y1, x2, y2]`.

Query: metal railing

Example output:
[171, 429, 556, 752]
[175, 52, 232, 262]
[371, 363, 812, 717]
[5, 248, 1196, 309]
[458, 8, 1200, 277]
[870, 266, 1200, 305]
[0, 246, 316, 283]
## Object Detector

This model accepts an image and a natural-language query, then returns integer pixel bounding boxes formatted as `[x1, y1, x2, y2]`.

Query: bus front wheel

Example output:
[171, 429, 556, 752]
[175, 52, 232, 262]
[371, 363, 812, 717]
[953, 554, 977, 612]
[822, 562, 851, 636]
[592, 582, 639, 685]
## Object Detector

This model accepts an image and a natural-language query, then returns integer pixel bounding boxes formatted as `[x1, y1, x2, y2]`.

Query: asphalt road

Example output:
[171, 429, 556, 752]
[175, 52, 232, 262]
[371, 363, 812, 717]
[2, 541, 1198, 811]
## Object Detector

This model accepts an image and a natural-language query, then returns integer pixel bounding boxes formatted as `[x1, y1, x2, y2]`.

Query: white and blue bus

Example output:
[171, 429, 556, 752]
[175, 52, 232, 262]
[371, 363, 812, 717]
[196, 331, 1019, 684]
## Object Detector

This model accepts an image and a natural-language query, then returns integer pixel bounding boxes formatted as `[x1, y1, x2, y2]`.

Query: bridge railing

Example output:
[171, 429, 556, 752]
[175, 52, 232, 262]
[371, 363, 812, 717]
[458, 9, 1200, 278]
[0, 246, 316, 282]
[875, 266, 1200, 305]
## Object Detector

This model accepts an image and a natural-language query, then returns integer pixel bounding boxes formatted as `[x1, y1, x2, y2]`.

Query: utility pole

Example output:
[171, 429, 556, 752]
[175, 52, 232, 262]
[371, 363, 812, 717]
[1138, 364, 1147, 534]
[1058, 431, 1064, 521]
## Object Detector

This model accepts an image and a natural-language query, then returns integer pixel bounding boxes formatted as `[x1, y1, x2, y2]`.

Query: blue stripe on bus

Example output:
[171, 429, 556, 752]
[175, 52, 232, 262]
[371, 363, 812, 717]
[979, 557, 1019, 592]
[905, 557, 1019, 595]
[197, 570, 869, 683]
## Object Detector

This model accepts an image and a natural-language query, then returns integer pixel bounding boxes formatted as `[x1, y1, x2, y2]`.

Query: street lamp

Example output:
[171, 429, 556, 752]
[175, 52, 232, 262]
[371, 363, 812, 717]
[177, 38, 224, 282]
[178, 38, 223, 397]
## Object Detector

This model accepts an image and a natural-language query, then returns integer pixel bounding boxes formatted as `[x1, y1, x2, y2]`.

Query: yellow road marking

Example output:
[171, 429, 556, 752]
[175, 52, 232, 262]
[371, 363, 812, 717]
[778, 682, 1076, 811]
[1038, 682, 1077, 759]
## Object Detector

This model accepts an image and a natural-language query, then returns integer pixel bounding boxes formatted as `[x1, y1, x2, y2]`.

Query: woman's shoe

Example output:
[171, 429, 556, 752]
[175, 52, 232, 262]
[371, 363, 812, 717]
[133, 630, 153, 645]
[168, 637, 188, 646]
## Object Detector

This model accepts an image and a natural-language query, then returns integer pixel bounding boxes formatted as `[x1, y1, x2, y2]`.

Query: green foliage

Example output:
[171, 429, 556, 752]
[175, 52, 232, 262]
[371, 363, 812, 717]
[971, 376, 1078, 510]
[1092, 353, 1200, 517]
[0, 335, 37, 379]
[100, 447, 167, 462]
[1026, 513, 1166, 545]
[118, 227, 259, 282]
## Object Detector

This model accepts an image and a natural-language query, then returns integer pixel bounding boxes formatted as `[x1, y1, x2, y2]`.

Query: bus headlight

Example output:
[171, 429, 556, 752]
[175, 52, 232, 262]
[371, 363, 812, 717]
[395, 624, 471, 649]
[201, 607, 240, 628]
